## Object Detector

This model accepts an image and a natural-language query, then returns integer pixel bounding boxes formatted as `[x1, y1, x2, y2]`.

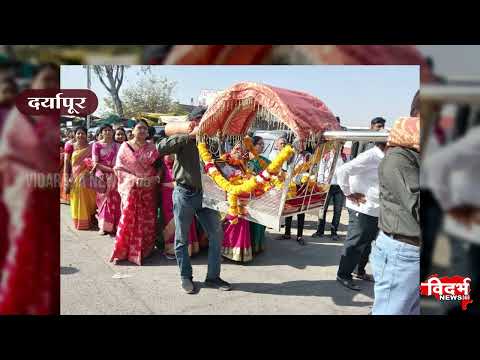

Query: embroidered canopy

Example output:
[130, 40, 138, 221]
[198, 82, 341, 142]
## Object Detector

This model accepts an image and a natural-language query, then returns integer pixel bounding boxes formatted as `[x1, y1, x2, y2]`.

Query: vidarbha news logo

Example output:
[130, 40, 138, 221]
[420, 274, 473, 311]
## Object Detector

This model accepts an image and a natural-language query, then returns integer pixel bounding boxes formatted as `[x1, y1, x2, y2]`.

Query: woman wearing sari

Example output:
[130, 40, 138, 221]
[65, 129, 76, 145]
[160, 154, 200, 260]
[110, 120, 161, 265]
[92, 124, 121, 235]
[64, 127, 97, 230]
[61, 131, 76, 205]
[0, 63, 60, 315]
[221, 142, 253, 263]
[0, 78, 17, 135]
[59, 140, 70, 204]
[247, 136, 271, 254]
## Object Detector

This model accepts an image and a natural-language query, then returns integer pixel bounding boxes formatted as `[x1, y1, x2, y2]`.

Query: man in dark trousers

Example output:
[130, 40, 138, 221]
[335, 142, 386, 290]
[156, 107, 232, 294]
[312, 116, 347, 240]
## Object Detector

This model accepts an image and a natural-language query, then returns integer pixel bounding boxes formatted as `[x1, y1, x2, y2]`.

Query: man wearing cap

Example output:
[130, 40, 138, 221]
[156, 107, 232, 294]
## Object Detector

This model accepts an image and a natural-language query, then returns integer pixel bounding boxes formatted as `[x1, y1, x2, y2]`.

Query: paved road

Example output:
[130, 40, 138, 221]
[61, 204, 374, 315]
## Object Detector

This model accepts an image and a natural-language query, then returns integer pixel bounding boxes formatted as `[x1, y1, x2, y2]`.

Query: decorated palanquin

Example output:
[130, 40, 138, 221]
[195, 82, 388, 230]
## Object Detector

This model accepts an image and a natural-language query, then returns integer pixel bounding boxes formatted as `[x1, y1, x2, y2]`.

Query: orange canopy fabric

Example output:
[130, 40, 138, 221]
[198, 82, 341, 140]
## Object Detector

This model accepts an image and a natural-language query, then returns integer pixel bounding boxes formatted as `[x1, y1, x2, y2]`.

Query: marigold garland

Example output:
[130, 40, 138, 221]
[266, 145, 294, 175]
[198, 141, 295, 222]
[220, 153, 245, 168]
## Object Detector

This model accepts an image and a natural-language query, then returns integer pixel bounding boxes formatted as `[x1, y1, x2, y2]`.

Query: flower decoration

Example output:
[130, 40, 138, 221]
[198, 141, 295, 222]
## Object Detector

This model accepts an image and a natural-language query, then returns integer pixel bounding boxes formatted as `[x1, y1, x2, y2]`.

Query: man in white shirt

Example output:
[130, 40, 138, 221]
[335, 143, 385, 291]
[312, 146, 347, 240]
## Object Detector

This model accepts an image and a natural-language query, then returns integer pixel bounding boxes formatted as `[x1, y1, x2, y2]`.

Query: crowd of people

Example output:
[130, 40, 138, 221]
[61, 109, 231, 294]
[319, 92, 420, 315]
[62, 109, 323, 293]
[2, 62, 423, 313]
[60, 92, 421, 315]
[0, 47, 473, 316]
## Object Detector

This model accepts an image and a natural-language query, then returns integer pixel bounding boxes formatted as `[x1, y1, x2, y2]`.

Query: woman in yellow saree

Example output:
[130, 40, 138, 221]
[64, 127, 97, 230]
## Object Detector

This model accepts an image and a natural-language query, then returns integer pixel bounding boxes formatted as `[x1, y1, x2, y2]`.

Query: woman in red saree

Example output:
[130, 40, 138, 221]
[0, 63, 60, 315]
[92, 124, 121, 235]
[110, 120, 161, 265]
[160, 154, 200, 260]
[0, 79, 17, 260]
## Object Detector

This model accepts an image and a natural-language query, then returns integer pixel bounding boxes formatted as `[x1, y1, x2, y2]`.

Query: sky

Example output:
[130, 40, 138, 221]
[61, 65, 419, 127]
[417, 45, 480, 78]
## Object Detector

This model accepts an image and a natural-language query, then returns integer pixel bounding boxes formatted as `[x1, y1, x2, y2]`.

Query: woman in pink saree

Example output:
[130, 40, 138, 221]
[92, 124, 121, 235]
[160, 154, 200, 259]
[110, 120, 161, 265]
[220, 142, 253, 263]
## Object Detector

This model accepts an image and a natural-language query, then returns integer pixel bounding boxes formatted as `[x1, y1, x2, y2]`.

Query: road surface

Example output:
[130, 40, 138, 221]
[61, 204, 374, 315]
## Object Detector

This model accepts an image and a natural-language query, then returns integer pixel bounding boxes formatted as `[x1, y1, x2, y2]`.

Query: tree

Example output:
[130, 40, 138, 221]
[92, 65, 126, 117]
[113, 75, 177, 118]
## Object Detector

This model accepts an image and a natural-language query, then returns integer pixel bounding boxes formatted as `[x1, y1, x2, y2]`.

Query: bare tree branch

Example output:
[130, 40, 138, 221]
[93, 65, 106, 78]
[114, 66, 120, 85]
[93, 65, 126, 117]
[116, 67, 124, 91]
[95, 70, 112, 92]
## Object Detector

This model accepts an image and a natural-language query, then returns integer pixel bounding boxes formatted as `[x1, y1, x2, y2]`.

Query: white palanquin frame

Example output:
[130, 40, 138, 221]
[201, 129, 389, 231]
